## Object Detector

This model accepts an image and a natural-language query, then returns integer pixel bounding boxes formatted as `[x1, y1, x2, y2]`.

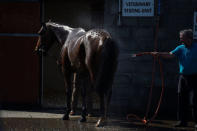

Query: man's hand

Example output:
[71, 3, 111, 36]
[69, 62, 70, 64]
[150, 52, 160, 57]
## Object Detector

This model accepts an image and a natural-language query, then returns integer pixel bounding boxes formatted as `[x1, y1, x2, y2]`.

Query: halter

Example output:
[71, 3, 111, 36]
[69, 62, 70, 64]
[34, 36, 41, 52]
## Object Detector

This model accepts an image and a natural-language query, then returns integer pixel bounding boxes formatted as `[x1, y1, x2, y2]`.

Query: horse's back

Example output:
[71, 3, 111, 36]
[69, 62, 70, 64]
[61, 27, 118, 77]
[85, 29, 111, 42]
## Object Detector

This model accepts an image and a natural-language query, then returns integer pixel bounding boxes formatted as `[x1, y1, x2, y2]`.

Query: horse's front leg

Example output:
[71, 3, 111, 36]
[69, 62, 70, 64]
[62, 71, 72, 120]
[80, 81, 87, 122]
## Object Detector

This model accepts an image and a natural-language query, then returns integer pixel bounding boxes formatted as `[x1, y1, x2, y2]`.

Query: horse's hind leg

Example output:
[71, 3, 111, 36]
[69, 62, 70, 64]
[79, 74, 87, 122]
[96, 89, 112, 127]
[105, 88, 112, 118]
[71, 73, 80, 115]
[96, 92, 105, 127]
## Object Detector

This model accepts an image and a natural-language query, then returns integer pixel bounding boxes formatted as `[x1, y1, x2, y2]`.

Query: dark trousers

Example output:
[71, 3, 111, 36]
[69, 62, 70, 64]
[178, 74, 197, 123]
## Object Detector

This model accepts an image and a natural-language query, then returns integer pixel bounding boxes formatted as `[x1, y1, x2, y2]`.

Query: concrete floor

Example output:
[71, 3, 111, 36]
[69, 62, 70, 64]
[0, 110, 196, 131]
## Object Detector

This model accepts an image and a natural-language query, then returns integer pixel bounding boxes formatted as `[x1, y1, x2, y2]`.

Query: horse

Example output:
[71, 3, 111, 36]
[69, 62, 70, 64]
[34, 22, 119, 127]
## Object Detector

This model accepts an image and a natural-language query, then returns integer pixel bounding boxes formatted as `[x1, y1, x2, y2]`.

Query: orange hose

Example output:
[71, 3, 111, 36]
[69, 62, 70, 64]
[149, 58, 164, 123]
[126, 55, 164, 125]
[127, 16, 164, 126]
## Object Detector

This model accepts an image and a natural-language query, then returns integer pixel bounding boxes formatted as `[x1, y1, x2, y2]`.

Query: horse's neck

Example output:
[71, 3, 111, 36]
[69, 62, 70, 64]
[47, 23, 71, 46]
[53, 29, 70, 46]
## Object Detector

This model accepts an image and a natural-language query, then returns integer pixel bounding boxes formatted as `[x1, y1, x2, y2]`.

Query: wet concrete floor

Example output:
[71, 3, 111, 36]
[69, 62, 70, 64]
[0, 110, 196, 131]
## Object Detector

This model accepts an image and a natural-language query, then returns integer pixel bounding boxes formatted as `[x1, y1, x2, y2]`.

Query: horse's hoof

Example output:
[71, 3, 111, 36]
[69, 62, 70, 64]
[95, 119, 102, 127]
[95, 123, 100, 127]
[96, 122, 105, 127]
[96, 122, 103, 127]
[79, 117, 87, 122]
[69, 110, 76, 115]
[95, 118, 105, 127]
[87, 113, 93, 117]
[62, 114, 69, 120]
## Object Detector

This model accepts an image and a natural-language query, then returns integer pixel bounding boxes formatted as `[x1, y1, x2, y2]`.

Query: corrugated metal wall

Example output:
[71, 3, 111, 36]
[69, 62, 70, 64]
[104, 0, 197, 117]
[0, 1, 41, 106]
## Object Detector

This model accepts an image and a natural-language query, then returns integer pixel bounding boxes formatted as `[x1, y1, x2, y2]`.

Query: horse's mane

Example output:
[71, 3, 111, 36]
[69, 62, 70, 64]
[46, 22, 87, 33]
[46, 22, 74, 33]
[46, 22, 86, 45]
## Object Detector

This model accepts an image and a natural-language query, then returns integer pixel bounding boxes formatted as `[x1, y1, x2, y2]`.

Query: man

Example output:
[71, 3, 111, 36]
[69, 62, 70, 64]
[151, 29, 197, 127]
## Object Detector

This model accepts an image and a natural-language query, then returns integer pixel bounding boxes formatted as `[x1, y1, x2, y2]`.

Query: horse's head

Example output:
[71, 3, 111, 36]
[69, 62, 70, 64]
[34, 22, 55, 55]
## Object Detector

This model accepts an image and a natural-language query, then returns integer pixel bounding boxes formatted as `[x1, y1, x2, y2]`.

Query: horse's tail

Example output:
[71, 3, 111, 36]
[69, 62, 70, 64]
[95, 38, 119, 93]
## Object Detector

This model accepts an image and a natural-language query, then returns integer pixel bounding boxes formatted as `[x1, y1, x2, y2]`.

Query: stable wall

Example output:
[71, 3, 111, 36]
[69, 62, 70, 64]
[0, 1, 40, 107]
[104, 0, 197, 117]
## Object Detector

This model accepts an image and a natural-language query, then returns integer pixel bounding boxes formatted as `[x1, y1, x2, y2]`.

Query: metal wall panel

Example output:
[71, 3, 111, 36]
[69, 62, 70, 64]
[0, 36, 40, 104]
[0, 2, 40, 33]
[0, 1, 41, 106]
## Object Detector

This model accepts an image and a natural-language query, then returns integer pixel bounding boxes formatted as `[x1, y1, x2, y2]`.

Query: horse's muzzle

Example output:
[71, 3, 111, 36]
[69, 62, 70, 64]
[34, 47, 47, 56]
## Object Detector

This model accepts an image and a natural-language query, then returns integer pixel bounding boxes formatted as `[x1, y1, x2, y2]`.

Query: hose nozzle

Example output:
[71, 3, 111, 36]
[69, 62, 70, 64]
[131, 54, 137, 57]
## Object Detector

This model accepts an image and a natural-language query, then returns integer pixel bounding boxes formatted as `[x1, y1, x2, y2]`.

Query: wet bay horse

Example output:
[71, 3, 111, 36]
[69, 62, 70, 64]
[34, 22, 119, 126]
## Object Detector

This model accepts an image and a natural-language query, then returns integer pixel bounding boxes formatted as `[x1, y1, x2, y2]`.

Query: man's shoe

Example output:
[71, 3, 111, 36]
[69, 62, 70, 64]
[174, 121, 187, 127]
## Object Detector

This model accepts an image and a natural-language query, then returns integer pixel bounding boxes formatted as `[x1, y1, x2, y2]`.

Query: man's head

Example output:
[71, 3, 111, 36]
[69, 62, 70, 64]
[179, 29, 193, 47]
